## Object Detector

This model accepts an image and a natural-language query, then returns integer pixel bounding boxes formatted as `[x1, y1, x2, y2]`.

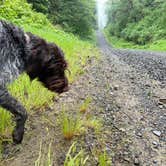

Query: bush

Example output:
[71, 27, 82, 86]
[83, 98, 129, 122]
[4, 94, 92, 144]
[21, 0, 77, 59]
[0, 0, 50, 28]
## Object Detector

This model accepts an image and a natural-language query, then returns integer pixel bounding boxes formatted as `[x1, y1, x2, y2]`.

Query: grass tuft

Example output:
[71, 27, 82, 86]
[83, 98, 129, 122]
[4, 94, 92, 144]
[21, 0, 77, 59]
[79, 96, 92, 113]
[61, 113, 83, 140]
[35, 140, 52, 166]
[64, 142, 89, 166]
[97, 150, 111, 166]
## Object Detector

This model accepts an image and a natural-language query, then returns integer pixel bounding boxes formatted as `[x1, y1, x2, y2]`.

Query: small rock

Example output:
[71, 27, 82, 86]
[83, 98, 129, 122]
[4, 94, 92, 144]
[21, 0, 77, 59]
[159, 98, 166, 104]
[124, 157, 130, 162]
[159, 105, 163, 109]
[145, 83, 151, 87]
[153, 160, 157, 164]
[119, 128, 126, 132]
[113, 85, 119, 90]
[152, 141, 158, 146]
[152, 130, 161, 137]
[134, 158, 140, 165]
[136, 132, 142, 137]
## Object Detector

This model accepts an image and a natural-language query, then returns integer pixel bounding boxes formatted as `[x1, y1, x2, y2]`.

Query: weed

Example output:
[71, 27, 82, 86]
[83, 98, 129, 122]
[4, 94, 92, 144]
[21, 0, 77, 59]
[79, 96, 91, 113]
[64, 142, 89, 166]
[0, 109, 12, 137]
[83, 117, 102, 134]
[98, 150, 111, 166]
[34, 141, 43, 166]
[44, 143, 52, 166]
[35, 141, 52, 166]
[8, 73, 54, 112]
[61, 113, 83, 140]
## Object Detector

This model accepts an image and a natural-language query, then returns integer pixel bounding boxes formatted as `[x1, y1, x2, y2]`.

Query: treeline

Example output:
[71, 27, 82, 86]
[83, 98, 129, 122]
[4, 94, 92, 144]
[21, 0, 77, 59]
[27, 0, 96, 38]
[106, 0, 166, 45]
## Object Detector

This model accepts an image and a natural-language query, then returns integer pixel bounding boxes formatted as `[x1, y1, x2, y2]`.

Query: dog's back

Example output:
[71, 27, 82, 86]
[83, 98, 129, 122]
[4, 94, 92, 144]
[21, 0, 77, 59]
[0, 20, 26, 86]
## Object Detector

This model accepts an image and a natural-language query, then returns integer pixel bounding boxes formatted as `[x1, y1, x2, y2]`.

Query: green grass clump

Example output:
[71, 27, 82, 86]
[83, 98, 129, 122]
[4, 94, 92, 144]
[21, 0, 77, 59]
[35, 141, 52, 166]
[7, 73, 54, 112]
[0, 109, 12, 137]
[79, 96, 92, 113]
[61, 113, 83, 140]
[64, 142, 89, 166]
[98, 150, 111, 166]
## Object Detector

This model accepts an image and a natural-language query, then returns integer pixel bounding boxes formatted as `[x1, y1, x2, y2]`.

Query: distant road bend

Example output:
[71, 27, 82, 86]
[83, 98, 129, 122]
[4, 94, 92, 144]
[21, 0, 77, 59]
[98, 32, 166, 85]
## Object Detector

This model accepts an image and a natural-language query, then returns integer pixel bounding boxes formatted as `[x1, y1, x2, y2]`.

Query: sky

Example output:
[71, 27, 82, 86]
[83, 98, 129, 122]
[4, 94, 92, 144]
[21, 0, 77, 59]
[96, 0, 108, 29]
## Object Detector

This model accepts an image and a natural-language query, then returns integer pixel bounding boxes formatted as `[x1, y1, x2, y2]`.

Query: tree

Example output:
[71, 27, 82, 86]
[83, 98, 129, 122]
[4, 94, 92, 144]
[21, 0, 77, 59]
[27, 0, 49, 14]
[106, 0, 166, 44]
[48, 0, 96, 38]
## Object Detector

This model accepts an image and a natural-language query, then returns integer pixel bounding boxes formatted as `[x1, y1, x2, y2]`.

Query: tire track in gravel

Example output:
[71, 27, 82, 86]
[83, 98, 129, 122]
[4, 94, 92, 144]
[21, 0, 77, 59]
[97, 32, 166, 166]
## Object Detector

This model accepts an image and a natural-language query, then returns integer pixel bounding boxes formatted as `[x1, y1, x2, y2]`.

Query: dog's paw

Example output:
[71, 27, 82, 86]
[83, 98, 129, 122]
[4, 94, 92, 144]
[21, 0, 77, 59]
[12, 127, 24, 144]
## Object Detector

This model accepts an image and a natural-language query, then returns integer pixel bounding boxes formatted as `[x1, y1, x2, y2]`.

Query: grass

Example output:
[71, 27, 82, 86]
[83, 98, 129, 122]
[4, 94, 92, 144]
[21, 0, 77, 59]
[64, 142, 89, 166]
[79, 96, 92, 113]
[97, 150, 111, 166]
[83, 118, 102, 133]
[61, 112, 84, 140]
[104, 29, 166, 51]
[34, 141, 52, 166]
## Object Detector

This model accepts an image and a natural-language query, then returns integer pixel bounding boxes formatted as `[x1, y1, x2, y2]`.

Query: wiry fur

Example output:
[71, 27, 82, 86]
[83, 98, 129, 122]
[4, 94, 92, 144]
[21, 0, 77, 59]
[0, 20, 68, 144]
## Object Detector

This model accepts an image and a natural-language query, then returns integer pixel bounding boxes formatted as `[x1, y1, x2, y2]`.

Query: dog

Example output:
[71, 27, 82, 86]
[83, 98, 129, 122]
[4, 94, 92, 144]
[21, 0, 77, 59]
[0, 20, 69, 144]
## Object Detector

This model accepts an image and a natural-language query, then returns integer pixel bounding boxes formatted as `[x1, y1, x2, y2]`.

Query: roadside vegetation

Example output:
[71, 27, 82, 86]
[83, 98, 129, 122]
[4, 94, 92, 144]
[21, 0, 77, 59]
[27, 0, 96, 40]
[105, 0, 166, 51]
[0, 0, 99, 162]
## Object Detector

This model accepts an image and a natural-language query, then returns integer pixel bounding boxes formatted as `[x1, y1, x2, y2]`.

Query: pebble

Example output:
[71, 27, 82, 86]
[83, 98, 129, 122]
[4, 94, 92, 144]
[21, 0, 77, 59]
[152, 130, 161, 137]
[113, 85, 119, 90]
[159, 105, 163, 109]
[136, 132, 142, 137]
[152, 141, 158, 146]
[153, 160, 157, 164]
[119, 128, 126, 132]
[134, 158, 140, 165]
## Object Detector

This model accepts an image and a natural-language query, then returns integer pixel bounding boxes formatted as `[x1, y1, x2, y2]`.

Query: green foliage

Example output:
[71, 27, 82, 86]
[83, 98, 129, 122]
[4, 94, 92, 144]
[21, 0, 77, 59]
[0, 109, 12, 137]
[0, 0, 50, 27]
[106, 0, 166, 46]
[7, 73, 54, 112]
[104, 28, 166, 51]
[27, 0, 49, 14]
[48, 0, 96, 39]
[64, 142, 89, 166]
[79, 96, 92, 113]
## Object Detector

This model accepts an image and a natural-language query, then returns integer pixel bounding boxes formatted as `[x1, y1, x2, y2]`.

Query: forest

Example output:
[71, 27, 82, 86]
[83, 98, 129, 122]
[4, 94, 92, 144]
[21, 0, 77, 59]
[27, 0, 96, 39]
[105, 0, 166, 50]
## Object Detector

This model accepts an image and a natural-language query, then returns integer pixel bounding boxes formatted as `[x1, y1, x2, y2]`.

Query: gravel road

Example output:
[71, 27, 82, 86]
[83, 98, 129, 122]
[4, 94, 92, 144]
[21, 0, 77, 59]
[97, 31, 166, 165]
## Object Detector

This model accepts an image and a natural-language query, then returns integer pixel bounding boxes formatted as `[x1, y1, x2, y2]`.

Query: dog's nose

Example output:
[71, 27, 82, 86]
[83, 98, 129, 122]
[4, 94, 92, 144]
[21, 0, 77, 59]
[62, 86, 69, 92]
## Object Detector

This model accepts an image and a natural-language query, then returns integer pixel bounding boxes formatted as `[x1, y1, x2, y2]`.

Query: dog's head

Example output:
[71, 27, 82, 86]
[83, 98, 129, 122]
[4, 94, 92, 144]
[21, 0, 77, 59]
[25, 32, 69, 94]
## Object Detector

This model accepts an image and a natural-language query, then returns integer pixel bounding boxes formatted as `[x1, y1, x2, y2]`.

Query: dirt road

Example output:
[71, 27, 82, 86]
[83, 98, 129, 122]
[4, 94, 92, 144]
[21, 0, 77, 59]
[2, 32, 166, 166]
[97, 32, 166, 165]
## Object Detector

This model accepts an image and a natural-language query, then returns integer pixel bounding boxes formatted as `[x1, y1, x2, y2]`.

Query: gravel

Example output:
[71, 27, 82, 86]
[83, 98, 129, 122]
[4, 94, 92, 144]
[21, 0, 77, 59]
[96, 31, 166, 166]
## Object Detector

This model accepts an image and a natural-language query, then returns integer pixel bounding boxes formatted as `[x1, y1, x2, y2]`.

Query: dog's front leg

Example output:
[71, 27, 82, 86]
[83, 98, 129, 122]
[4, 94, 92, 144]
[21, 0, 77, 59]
[0, 86, 27, 144]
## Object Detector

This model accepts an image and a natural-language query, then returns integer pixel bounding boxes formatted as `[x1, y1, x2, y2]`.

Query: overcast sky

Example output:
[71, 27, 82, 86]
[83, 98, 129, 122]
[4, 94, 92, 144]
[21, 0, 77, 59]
[97, 0, 108, 29]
